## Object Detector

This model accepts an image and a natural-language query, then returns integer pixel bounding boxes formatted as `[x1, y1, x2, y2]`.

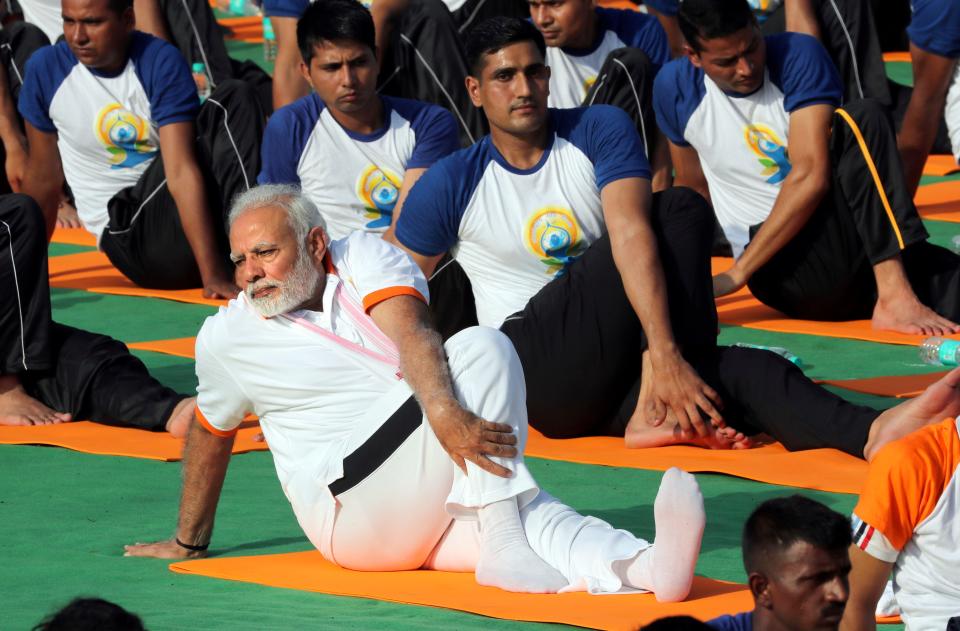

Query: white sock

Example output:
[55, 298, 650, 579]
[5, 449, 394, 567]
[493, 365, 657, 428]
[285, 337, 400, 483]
[617, 468, 705, 602]
[475, 497, 568, 593]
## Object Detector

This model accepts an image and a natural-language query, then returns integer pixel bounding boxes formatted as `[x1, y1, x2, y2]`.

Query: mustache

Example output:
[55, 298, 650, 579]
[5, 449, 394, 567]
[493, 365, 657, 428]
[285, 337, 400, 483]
[246, 279, 280, 298]
[510, 99, 537, 111]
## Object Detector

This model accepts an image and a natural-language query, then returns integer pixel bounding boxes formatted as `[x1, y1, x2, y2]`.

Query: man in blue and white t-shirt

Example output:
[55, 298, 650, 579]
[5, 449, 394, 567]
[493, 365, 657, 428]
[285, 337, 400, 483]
[656, 0, 960, 335]
[18, 0, 265, 298]
[259, 0, 471, 338]
[528, 0, 672, 186]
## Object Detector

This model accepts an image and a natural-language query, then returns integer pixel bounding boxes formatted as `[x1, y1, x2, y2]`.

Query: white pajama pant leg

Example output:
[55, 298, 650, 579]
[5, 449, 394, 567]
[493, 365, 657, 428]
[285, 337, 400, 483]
[327, 326, 538, 570]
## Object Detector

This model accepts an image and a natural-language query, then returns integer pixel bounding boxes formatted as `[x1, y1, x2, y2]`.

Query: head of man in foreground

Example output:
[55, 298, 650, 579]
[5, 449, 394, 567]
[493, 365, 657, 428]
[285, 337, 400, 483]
[228, 184, 329, 318]
[740, 496, 852, 631]
[677, 0, 765, 95]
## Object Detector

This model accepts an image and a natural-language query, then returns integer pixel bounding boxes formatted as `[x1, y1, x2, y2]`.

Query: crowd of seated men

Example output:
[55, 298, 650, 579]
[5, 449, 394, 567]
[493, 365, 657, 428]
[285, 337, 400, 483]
[2, 0, 958, 627]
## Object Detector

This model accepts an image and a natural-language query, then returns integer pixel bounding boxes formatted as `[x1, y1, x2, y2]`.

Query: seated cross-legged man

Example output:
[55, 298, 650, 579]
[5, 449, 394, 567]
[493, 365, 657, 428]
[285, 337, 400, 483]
[393, 17, 960, 456]
[259, 0, 473, 337]
[528, 0, 673, 187]
[655, 0, 960, 335]
[124, 184, 709, 603]
[0, 194, 194, 436]
[18, 0, 265, 299]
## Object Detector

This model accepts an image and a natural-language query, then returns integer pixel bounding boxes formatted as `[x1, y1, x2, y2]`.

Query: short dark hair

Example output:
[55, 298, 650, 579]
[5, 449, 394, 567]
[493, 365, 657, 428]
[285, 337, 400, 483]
[742, 496, 852, 575]
[465, 17, 546, 77]
[33, 598, 145, 631]
[108, 0, 134, 14]
[297, 0, 376, 65]
[642, 616, 714, 631]
[677, 0, 756, 52]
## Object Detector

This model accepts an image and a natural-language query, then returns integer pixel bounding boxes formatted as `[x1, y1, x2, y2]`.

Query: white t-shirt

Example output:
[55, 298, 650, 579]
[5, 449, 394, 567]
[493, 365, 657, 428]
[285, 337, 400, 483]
[195, 231, 429, 550]
[545, 7, 670, 109]
[852, 417, 960, 631]
[19, 0, 62, 44]
[653, 33, 842, 257]
[258, 94, 459, 240]
[18, 33, 199, 241]
[395, 106, 650, 327]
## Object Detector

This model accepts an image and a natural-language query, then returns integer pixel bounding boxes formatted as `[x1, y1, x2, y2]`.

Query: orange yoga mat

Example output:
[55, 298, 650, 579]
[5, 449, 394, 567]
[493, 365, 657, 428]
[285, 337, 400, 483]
[128, 337, 198, 359]
[50, 227, 97, 247]
[916, 180, 960, 222]
[526, 429, 867, 495]
[882, 51, 911, 63]
[711, 258, 958, 346]
[48, 250, 226, 308]
[924, 154, 960, 176]
[824, 371, 946, 399]
[0, 421, 264, 461]
[170, 551, 752, 630]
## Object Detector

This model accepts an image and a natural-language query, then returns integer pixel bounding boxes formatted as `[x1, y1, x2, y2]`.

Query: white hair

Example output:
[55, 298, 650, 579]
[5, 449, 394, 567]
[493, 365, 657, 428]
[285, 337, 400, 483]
[227, 184, 326, 245]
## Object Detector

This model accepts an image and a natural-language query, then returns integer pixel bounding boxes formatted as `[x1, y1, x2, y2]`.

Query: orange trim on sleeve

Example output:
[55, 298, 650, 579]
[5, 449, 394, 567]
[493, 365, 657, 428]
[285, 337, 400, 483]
[362, 286, 427, 313]
[196, 407, 240, 438]
[854, 417, 960, 550]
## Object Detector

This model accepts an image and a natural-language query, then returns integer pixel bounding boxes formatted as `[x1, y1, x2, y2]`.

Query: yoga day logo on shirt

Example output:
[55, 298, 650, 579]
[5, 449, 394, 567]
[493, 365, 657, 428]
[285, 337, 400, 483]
[524, 206, 587, 277]
[744, 123, 791, 184]
[357, 164, 402, 230]
[94, 103, 157, 169]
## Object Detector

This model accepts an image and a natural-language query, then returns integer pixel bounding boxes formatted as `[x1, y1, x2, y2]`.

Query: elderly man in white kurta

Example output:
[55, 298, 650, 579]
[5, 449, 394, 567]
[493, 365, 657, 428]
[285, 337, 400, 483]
[124, 184, 706, 602]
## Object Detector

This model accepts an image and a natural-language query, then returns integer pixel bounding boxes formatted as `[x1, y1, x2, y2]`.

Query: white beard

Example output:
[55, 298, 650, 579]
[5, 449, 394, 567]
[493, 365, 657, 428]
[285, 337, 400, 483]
[245, 249, 323, 318]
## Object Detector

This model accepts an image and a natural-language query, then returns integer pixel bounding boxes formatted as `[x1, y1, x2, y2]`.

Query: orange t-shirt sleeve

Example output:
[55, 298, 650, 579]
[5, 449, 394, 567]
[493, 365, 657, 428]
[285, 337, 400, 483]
[854, 417, 960, 551]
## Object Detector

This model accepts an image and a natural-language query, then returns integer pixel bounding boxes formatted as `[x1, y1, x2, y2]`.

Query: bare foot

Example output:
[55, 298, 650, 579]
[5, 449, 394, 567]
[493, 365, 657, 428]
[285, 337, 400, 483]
[625, 410, 753, 450]
[0, 374, 72, 426]
[55, 199, 82, 229]
[872, 296, 960, 336]
[165, 397, 196, 438]
[864, 367, 960, 460]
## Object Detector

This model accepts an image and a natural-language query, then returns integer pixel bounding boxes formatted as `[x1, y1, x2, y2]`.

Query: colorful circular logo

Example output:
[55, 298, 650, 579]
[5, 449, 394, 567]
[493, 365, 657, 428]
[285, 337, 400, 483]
[357, 164, 402, 230]
[523, 206, 586, 276]
[94, 103, 156, 169]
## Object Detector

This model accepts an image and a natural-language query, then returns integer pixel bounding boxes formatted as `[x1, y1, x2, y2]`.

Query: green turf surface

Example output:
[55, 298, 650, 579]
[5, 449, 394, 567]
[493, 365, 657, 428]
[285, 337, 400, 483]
[49, 242, 95, 257]
[4, 45, 933, 629]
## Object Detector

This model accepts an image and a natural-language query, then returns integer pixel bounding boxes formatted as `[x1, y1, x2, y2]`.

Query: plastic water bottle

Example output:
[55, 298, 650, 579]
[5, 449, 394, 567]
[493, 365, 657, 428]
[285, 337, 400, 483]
[263, 17, 277, 63]
[731, 342, 803, 367]
[192, 63, 211, 102]
[228, 0, 260, 15]
[919, 336, 960, 366]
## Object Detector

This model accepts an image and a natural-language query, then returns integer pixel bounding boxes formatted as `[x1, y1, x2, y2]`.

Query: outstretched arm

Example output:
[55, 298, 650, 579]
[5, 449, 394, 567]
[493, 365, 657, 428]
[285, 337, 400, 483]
[124, 418, 235, 559]
[383, 166, 427, 241]
[0, 63, 26, 193]
[784, 0, 822, 41]
[159, 121, 239, 299]
[840, 546, 891, 631]
[21, 122, 65, 239]
[602, 176, 723, 437]
[898, 45, 958, 197]
[133, 0, 172, 42]
[370, 294, 517, 477]
[272, 16, 311, 110]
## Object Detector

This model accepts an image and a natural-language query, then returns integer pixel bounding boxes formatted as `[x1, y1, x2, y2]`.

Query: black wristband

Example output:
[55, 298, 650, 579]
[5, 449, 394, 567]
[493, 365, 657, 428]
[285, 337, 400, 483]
[175, 537, 209, 552]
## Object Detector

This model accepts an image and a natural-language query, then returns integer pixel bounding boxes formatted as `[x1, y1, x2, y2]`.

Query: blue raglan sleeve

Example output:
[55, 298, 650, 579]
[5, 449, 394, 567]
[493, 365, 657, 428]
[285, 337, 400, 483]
[907, 0, 960, 58]
[653, 59, 702, 147]
[602, 8, 671, 71]
[406, 104, 460, 170]
[18, 46, 62, 132]
[136, 36, 200, 127]
[563, 106, 651, 189]
[766, 33, 842, 112]
[262, 0, 309, 18]
[257, 96, 319, 185]
[394, 156, 467, 257]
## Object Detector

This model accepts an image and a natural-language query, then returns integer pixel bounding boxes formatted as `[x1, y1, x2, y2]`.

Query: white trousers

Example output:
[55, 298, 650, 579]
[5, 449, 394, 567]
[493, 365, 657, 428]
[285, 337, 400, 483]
[325, 327, 651, 593]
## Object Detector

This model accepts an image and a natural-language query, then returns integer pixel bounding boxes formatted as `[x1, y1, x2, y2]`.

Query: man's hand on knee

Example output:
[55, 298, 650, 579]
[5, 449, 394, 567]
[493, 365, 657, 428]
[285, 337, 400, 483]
[430, 406, 518, 478]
